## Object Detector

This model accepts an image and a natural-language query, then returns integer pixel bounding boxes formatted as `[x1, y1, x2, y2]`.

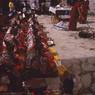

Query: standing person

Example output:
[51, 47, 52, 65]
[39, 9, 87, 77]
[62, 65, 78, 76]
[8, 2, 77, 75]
[24, 78, 47, 95]
[67, 0, 76, 6]
[79, 0, 89, 24]
[0, 28, 4, 55]
[61, 71, 74, 95]
[2, 0, 9, 15]
[29, 0, 39, 12]
[39, 0, 46, 14]
[14, 0, 23, 11]
[69, 0, 83, 31]
[50, 0, 60, 7]
[0, 0, 2, 11]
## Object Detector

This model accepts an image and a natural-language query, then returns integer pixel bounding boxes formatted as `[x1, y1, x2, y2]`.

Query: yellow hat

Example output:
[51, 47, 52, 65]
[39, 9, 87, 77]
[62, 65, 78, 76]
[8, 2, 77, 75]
[9, 2, 14, 8]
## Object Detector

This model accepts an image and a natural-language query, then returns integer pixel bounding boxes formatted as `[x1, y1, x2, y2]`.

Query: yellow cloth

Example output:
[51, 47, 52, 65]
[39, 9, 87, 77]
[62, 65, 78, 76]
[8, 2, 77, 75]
[56, 61, 67, 76]
[49, 47, 60, 61]
[49, 47, 67, 76]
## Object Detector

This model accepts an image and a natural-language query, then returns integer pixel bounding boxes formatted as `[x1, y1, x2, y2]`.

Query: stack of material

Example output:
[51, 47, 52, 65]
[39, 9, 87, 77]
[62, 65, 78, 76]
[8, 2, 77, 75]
[0, 5, 68, 93]
[0, 10, 59, 77]
[0, 8, 63, 92]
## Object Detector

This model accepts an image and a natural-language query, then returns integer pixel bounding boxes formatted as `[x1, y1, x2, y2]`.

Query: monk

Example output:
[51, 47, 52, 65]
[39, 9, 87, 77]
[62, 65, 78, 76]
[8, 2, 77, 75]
[79, 0, 89, 24]
[69, 0, 83, 31]
[2, 0, 9, 14]
[0, 31, 4, 54]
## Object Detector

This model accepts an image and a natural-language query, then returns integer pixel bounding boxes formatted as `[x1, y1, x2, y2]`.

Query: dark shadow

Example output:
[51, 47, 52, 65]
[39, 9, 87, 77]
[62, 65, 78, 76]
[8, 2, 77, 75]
[87, 21, 95, 24]
[77, 26, 91, 31]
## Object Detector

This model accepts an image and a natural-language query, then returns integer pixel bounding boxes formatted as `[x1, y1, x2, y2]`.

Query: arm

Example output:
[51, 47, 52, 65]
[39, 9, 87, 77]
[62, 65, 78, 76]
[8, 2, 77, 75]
[78, 5, 84, 20]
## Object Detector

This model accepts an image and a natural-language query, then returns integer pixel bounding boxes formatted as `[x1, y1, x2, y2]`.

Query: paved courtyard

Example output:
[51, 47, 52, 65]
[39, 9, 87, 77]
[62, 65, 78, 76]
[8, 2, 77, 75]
[38, 15, 95, 60]
[38, 15, 95, 94]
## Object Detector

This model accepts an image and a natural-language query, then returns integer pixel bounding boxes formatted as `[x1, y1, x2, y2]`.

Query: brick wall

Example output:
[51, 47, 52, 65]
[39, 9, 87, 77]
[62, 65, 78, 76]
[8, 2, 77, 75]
[61, 57, 95, 95]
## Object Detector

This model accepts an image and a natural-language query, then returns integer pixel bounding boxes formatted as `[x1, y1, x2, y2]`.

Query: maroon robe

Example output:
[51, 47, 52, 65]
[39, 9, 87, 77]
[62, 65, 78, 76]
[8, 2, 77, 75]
[69, 1, 81, 31]
[80, 0, 89, 23]
[0, 32, 4, 53]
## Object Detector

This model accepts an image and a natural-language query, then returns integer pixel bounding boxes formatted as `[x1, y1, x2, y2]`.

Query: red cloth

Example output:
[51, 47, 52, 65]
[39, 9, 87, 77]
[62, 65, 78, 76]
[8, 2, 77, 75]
[0, 32, 4, 42]
[15, 64, 24, 72]
[0, 32, 4, 53]
[79, 0, 89, 23]
[0, 46, 2, 53]
[32, 91, 36, 95]
[69, 2, 81, 31]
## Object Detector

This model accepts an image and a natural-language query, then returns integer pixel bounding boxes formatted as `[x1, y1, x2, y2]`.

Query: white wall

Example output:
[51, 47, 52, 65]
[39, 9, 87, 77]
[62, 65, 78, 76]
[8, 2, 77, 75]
[89, 0, 95, 14]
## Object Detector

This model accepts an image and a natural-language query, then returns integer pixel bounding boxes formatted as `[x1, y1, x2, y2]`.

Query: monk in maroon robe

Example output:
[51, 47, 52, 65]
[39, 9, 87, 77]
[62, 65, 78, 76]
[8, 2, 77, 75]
[79, 0, 89, 24]
[69, 0, 83, 31]
[0, 31, 4, 54]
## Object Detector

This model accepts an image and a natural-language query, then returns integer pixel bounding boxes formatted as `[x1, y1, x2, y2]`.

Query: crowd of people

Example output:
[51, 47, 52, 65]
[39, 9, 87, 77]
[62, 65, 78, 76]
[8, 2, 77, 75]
[0, 0, 90, 95]
[0, 0, 58, 93]
[50, 0, 89, 31]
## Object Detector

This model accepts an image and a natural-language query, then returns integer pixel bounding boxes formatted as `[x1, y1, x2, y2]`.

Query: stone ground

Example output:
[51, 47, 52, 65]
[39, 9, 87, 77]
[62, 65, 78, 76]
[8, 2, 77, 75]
[38, 15, 95, 60]
[38, 15, 95, 95]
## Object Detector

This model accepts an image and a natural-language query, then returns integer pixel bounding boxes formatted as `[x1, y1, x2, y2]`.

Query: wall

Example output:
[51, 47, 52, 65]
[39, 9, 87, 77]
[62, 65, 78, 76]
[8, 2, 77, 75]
[62, 57, 95, 95]
[89, 0, 95, 14]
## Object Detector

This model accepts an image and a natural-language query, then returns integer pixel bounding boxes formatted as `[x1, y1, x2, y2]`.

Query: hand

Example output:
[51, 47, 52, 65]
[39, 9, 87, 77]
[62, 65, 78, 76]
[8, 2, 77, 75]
[79, 15, 84, 20]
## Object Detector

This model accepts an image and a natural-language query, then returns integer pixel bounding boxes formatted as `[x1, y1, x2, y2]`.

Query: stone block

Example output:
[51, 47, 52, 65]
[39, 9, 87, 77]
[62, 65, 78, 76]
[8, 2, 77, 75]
[70, 58, 81, 64]
[91, 83, 95, 92]
[82, 93, 93, 95]
[80, 58, 87, 64]
[81, 74, 92, 88]
[61, 58, 81, 71]
[46, 77, 61, 90]
[92, 72, 95, 79]
[87, 57, 95, 64]
[73, 75, 82, 95]
[82, 62, 95, 72]
[72, 63, 81, 74]
[61, 59, 73, 68]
